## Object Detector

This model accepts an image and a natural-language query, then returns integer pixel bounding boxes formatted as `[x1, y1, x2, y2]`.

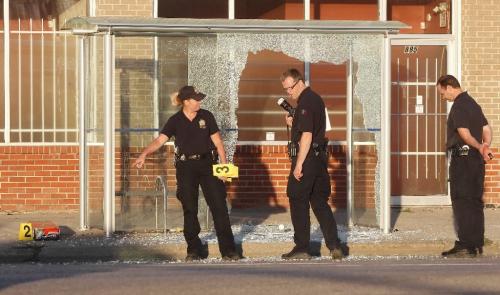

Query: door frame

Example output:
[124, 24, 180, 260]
[389, 36, 457, 206]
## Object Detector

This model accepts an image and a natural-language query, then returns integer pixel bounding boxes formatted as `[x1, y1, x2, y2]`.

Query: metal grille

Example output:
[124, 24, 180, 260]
[1, 18, 79, 144]
[390, 45, 448, 196]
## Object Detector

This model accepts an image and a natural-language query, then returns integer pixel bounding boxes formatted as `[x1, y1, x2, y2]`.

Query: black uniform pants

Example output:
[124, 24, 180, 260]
[449, 151, 485, 249]
[176, 158, 236, 256]
[286, 154, 340, 252]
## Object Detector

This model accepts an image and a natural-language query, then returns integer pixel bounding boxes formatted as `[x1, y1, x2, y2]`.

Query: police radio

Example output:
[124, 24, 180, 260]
[277, 97, 295, 117]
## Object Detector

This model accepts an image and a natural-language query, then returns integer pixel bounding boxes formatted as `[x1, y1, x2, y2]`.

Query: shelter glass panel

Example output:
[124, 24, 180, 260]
[81, 28, 386, 230]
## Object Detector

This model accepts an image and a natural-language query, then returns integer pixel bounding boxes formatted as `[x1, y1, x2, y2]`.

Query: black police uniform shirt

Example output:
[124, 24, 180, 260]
[447, 91, 488, 149]
[161, 109, 218, 156]
[291, 87, 327, 146]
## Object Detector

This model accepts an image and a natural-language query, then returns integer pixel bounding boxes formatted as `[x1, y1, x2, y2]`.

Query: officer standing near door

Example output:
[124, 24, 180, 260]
[134, 85, 241, 261]
[280, 68, 345, 260]
[437, 75, 494, 258]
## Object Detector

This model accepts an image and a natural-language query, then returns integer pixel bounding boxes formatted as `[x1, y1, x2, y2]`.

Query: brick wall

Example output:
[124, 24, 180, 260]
[0, 146, 79, 212]
[462, 0, 500, 204]
[97, 0, 152, 17]
[0, 144, 376, 212]
[483, 148, 500, 205]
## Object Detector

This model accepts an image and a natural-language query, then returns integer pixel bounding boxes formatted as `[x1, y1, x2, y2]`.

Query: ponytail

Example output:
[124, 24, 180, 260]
[170, 92, 182, 107]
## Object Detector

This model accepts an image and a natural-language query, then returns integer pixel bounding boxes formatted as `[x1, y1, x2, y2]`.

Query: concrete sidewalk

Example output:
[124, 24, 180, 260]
[1, 207, 500, 263]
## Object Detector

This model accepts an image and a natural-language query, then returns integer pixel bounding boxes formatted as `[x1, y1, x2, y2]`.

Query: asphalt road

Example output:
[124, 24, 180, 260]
[2, 257, 500, 294]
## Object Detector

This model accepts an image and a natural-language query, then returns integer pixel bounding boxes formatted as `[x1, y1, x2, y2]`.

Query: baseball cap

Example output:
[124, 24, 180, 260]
[178, 86, 206, 101]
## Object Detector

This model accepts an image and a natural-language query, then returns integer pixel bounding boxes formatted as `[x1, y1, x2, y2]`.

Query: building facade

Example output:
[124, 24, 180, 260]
[0, 0, 499, 219]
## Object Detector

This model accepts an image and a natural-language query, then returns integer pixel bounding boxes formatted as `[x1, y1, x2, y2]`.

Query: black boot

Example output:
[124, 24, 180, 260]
[442, 241, 477, 258]
[281, 247, 312, 260]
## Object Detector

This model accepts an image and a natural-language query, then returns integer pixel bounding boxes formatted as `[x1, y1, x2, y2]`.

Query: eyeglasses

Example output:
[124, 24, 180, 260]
[284, 80, 300, 92]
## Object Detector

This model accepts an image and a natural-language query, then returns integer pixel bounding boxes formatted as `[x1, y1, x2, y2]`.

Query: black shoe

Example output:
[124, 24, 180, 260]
[477, 247, 483, 256]
[442, 245, 477, 258]
[185, 252, 203, 262]
[222, 252, 243, 261]
[330, 247, 346, 260]
[281, 248, 312, 260]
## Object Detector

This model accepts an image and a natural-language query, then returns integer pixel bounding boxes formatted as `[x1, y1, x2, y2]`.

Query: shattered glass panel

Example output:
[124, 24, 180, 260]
[186, 33, 382, 223]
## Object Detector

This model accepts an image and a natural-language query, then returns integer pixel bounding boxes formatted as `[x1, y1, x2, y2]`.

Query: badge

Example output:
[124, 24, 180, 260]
[301, 109, 308, 116]
[199, 119, 206, 129]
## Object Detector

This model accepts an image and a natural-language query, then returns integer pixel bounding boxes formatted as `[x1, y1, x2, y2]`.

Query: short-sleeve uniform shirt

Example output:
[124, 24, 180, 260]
[161, 109, 219, 155]
[447, 91, 488, 149]
[291, 87, 327, 145]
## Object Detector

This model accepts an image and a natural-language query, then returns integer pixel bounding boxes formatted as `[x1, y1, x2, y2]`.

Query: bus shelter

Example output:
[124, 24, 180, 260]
[63, 17, 406, 236]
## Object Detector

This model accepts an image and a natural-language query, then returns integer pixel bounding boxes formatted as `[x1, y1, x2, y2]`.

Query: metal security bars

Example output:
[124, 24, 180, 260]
[1, 18, 79, 144]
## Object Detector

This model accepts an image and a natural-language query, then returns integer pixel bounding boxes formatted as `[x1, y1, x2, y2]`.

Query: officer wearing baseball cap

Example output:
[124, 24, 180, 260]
[134, 85, 241, 261]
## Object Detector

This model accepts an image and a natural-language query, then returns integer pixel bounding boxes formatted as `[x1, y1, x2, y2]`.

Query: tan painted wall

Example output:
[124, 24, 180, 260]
[462, 0, 500, 204]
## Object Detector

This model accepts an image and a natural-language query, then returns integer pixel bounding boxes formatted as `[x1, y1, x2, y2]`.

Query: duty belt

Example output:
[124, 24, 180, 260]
[449, 145, 473, 157]
[289, 142, 327, 158]
[177, 153, 209, 161]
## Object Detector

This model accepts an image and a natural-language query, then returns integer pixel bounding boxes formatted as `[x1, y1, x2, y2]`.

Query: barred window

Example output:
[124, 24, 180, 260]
[0, 0, 85, 143]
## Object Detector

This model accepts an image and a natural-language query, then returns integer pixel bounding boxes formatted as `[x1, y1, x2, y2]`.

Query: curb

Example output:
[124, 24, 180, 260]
[2, 241, 499, 263]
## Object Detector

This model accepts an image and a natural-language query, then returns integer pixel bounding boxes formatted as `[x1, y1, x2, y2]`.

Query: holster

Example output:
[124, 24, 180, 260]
[450, 144, 470, 157]
[288, 142, 298, 159]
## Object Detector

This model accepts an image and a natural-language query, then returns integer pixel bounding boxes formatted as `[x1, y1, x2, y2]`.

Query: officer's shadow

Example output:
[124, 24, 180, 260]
[198, 148, 287, 257]
[228, 148, 287, 250]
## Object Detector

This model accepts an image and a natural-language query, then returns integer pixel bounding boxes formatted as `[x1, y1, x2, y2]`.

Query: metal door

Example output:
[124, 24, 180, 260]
[390, 44, 448, 202]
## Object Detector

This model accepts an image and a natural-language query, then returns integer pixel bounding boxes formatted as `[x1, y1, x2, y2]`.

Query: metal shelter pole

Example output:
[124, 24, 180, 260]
[346, 46, 354, 228]
[79, 36, 88, 230]
[381, 35, 391, 233]
[379, 0, 392, 234]
[103, 32, 115, 237]
[153, 0, 159, 137]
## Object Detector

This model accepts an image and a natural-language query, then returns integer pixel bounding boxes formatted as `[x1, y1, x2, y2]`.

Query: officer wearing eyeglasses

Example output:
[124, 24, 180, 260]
[134, 85, 241, 262]
[437, 75, 493, 258]
[280, 68, 346, 260]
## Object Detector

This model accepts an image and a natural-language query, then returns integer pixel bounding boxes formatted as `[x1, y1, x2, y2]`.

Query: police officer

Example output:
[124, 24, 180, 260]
[437, 75, 494, 258]
[280, 69, 345, 260]
[134, 85, 241, 261]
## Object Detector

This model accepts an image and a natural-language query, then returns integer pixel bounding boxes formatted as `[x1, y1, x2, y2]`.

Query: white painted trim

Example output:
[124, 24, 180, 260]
[3, 0, 10, 143]
[390, 38, 452, 46]
[391, 195, 451, 206]
[454, 0, 462, 79]
[379, 0, 387, 21]
[390, 34, 455, 40]
[392, 151, 446, 156]
[304, 0, 310, 20]
[88, 0, 96, 17]
[0, 143, 80, 147]
[236, 141, 377, 146]
[228, 0, 235, 19]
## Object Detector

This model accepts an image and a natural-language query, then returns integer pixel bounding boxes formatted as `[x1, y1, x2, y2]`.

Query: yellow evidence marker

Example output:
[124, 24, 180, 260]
[19, 223, 34, 241]
[212, 163, 239, 182]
